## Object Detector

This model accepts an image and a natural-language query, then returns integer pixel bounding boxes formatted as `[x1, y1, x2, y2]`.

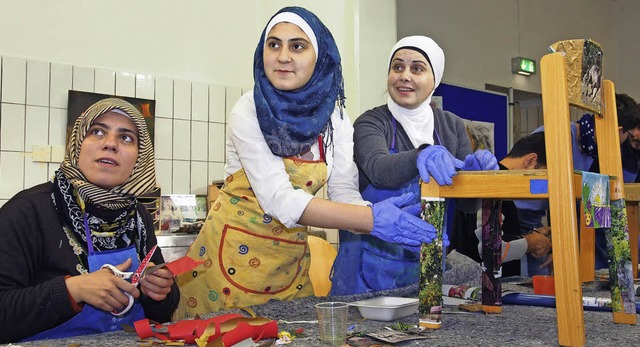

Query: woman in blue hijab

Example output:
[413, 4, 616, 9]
[174, 6, 439, 317]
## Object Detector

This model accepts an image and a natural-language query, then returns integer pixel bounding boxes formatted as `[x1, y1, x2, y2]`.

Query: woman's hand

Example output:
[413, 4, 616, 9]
[65, 258, 140, 313]
[139, 263, 174, 301]
[462, 150, 499, 171]
[416, 145, 464, 185]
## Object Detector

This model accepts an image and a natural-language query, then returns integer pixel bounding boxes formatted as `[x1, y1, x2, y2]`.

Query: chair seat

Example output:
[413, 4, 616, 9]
[307, 235, 337, 296]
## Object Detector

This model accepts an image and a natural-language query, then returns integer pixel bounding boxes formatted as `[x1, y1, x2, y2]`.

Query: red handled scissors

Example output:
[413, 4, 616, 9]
[100, 245, 157, 316]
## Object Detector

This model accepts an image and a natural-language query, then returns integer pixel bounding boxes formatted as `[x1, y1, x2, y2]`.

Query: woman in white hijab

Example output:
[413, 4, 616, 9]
[331, 36, 497, 295]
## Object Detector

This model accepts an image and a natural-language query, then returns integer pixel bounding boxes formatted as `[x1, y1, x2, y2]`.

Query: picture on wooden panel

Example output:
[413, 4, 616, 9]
[67, 90, 156, 145]
[580, 40, 603, 106]
[463, 119, 495, 154]
[548, 39, 603, 114]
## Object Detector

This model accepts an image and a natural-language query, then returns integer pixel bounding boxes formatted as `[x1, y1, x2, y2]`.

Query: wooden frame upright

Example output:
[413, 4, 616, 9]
[421, 52, 636, 347]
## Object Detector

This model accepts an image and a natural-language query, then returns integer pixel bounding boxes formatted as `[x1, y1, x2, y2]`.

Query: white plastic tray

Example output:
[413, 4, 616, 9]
[349, 296, 419, 321]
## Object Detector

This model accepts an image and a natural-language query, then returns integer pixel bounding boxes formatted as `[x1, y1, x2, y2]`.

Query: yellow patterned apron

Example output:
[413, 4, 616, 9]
[173, 156, 327, 319]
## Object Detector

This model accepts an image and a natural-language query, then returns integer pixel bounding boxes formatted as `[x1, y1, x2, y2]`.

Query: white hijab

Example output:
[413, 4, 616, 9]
[264, 12, 318, 60]
[387, 36, 445, 148]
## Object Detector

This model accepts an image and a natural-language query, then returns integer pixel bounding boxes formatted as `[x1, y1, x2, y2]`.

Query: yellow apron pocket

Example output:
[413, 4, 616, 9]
[219, 224, 307, 294]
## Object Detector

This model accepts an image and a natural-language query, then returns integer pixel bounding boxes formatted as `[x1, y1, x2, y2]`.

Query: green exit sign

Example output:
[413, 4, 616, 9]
[511, 57, 536, 75]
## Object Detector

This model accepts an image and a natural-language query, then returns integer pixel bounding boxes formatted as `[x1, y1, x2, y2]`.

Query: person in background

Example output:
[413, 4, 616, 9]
[622, 96, 640, 152]
[0, 98, 178, 343]
[452, 132, 552, 276]
[173, 7, 439, 319]
[589, 93, 640, 182]
[516, 93, 640, 274]
[636, 100, 640, 150]
[330, 35, 498, 295]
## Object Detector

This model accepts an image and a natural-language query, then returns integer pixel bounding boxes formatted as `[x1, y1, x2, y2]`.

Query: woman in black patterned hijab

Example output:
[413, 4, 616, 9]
[59, 98, 157, 260]
[0, 98, 178, 342]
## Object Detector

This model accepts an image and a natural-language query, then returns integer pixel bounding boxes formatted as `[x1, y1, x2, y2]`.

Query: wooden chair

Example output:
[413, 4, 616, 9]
[422, 50, 636, 346]
[307, 235, 337, 297]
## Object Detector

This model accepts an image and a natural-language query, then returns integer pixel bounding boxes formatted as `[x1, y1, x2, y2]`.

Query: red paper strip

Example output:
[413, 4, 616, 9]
[165, 256, 205, 276]
[133, 314, 278, 346]
[134, 313, 246, 343]
[134, 319, 154, 339]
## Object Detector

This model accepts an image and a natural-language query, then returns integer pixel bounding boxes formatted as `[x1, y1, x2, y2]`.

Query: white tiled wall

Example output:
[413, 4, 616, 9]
[0, 55, 242, 208]
[0, 55, 342, 247]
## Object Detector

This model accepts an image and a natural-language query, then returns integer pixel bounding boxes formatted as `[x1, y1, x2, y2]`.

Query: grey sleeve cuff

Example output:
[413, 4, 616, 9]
[474, 228, 527, 263]
[503, 238, 528, 263]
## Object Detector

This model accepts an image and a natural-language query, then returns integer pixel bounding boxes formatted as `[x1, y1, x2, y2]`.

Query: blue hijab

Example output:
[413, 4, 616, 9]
[253, 6, 345, 157]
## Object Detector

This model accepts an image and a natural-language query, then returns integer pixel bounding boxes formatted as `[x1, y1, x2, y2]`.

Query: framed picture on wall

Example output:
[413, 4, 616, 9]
[160, 194, 207, 233]
[195, 195, 207, 220]
[67, 90, 156, 145]
[462, 119, 495, 154]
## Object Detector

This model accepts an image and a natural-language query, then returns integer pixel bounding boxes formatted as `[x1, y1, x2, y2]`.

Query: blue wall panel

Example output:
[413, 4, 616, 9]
[433, 83, 508, 160]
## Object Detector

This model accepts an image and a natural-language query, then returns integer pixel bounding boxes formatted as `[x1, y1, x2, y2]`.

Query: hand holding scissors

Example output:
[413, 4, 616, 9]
[100, 245, 157, 316]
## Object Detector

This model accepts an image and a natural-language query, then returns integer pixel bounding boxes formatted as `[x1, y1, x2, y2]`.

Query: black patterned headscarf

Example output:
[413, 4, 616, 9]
[61, 98, 156, 209]
[52, 98, 156, 263]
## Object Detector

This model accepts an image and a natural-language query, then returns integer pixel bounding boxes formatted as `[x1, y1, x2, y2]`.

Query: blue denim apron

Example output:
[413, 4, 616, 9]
[24, 215, 145, 341]
[331, 119, 439, 295]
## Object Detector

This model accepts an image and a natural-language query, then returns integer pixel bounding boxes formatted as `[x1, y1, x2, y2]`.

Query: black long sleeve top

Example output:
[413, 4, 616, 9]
[0, 182, 179, 342]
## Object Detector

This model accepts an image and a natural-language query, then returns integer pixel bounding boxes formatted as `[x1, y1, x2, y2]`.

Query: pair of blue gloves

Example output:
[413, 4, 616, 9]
[368, 147, 498, 252]
[417, 146, 498, 185]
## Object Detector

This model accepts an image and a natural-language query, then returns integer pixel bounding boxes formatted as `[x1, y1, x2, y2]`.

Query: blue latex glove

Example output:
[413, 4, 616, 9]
[462, 149, 499, 171]
[371, 192, 448, 252]
[416, 145, 464, 185]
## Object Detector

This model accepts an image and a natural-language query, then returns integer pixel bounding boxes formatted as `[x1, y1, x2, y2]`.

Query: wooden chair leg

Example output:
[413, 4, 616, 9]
[579, 204, 596, 282]
[541, 53, 586, 347]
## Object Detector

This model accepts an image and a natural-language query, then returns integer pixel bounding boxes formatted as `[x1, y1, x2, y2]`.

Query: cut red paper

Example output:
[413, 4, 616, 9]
[133, 319, 154, 339]
[221, 319, 278, 346]
[165, 256, 205, 276]
[133, 314, 277, 346]
[135, 314, 243, 343]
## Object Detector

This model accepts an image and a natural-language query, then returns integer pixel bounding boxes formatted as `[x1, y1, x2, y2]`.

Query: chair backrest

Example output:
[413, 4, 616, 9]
[307, 235, 337, 296]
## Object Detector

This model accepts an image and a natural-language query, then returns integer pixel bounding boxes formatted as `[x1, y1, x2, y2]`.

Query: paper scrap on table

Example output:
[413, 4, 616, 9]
[367, 330, 432, 343]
